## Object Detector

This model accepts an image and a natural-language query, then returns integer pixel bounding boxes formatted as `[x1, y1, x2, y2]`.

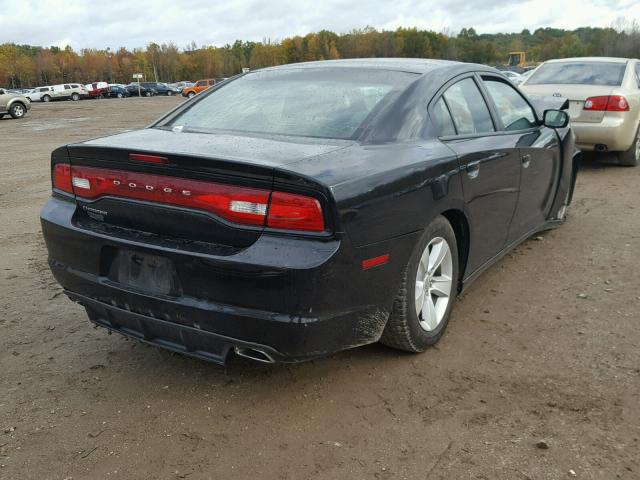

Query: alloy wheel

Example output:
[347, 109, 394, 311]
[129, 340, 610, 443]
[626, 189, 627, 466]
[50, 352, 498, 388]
[12, 105, 25, 117]
[414, 237, 453, 331]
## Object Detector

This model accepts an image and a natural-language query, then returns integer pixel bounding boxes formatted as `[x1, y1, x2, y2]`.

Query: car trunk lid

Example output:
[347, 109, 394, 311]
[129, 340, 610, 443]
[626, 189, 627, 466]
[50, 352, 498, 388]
[522, 84, 616, 123]
[64, 129, 347, 250]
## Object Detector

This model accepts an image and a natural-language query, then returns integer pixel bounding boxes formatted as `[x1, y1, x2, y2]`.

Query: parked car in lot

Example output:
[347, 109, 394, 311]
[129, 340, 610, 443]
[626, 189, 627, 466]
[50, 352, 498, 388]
[85, 82, 111, 99]
[521, 57, 640, 166]
[139, 82, 180, 96]
[181, 78, 215, 97]
[501, 70, 522, 83]
[0, 88, 31, 118]
[169, 81, 194, 92]
[25, 86, 53, 102]
[41, 59, 578, 365]
[518, 69, 535, 84]
[107, 86, 130, 98]
[6, 88, 32, 95]
[40, 83, 89, 102]
[126, 84, 157, 97]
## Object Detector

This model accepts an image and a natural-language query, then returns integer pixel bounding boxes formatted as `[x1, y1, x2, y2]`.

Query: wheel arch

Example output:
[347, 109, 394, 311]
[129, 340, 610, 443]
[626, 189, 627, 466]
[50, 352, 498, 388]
[440, 208, 470, 293]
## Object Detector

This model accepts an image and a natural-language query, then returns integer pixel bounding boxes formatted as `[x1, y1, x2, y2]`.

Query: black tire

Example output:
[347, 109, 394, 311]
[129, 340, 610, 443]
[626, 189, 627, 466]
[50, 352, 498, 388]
[42, 95, 51, 103]
[618, 126, 639, 166]
[380, 216, 459, 352]
[188, 91, 195, 98]
[0, 114, 4, 119]
[71, 93, 80, 101]
[9, 102, 26, 119]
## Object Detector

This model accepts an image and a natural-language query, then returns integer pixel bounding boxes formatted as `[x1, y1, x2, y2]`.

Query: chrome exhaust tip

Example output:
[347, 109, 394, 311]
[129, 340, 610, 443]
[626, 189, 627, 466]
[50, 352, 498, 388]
[234, 346, 275, 364]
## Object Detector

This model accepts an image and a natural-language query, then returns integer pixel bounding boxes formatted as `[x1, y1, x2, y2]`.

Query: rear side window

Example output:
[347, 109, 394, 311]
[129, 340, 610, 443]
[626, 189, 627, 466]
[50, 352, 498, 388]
[443, 78, 494, 135]
[526, 61, 626, 86]
[483, 79, 537, 131]
[431, 98, 456, 136]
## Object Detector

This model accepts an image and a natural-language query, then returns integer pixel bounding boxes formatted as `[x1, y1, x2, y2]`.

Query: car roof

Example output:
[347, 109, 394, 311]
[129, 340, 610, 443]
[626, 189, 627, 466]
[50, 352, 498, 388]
[258, 58, 481, 75]
[544, 57, 633, 64]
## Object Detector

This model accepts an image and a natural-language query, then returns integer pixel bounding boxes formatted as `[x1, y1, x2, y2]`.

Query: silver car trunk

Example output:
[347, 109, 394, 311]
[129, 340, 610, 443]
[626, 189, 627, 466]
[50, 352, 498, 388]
[521, 84, 616, 123]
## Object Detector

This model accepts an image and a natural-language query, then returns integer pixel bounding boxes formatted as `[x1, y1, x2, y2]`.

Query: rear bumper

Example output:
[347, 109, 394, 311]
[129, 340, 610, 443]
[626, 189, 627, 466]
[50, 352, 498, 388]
[67, 291, 310, 364]
[573, 116, 638, 152]
[41, 196, 416, 363]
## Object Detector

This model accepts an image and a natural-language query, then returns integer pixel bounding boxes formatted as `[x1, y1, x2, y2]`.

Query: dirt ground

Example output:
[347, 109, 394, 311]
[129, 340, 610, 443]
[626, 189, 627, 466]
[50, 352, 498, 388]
[1, 98, 639, 480]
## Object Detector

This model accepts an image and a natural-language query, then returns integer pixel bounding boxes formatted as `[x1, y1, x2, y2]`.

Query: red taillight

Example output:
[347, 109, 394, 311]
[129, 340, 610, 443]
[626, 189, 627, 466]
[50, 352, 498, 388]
[267, 191, 325, 232]
[52, 163, 73, 194]
[606, 95, 629, 111]
[584, 95, 629, 112]
[69, 165, 270, 226]
[52, 164, 326, 232]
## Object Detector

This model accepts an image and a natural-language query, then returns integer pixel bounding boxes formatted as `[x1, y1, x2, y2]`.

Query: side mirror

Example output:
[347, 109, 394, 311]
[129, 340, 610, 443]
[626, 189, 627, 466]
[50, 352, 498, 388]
[543, 109, 569, 128]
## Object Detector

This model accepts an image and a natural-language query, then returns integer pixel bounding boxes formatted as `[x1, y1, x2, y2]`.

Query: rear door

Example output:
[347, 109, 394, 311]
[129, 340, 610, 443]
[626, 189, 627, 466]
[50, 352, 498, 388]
[481, 75, 561, 242]
[51, 85, 64, 99]
[434, 75, 521, 274]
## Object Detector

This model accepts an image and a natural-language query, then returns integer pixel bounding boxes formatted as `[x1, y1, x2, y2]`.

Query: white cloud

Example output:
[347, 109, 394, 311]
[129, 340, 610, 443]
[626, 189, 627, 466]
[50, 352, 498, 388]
[0, 0, 638, 50]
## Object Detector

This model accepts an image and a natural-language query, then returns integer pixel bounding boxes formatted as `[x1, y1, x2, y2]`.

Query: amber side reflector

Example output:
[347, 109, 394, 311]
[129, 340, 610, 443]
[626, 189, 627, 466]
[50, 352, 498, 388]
[362, 254, 389, 270]
[129, 153, 168, 164]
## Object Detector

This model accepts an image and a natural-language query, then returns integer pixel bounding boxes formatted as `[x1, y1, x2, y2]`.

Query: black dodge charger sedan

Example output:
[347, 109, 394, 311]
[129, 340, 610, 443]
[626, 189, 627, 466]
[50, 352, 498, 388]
[41, 59, 578, 364]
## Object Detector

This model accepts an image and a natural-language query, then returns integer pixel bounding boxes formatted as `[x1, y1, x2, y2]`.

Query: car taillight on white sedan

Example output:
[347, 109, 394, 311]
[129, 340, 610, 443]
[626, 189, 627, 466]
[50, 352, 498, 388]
[583, 95, 629, 112]
[52, 163, 325, 232]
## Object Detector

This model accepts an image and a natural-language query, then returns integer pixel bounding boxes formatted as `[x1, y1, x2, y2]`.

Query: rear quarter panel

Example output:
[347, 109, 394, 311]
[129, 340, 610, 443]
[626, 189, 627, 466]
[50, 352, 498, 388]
[283, 140, 465, 248]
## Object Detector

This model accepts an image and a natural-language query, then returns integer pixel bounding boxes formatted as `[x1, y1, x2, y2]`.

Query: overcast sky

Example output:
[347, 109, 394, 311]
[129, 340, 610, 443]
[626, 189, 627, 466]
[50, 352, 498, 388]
[1, 0, 639, 50]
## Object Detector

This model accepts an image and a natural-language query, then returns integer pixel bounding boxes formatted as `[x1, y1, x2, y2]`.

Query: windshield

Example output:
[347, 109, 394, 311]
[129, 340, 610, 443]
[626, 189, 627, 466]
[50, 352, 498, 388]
[526, 61, 626, 86]
[166, 68, 417, 139]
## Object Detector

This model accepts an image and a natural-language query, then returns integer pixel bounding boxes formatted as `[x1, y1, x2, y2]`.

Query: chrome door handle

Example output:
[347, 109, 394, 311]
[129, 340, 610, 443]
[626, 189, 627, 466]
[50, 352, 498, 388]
[466, 161, 480, 179]
[522, 154, 531, 168]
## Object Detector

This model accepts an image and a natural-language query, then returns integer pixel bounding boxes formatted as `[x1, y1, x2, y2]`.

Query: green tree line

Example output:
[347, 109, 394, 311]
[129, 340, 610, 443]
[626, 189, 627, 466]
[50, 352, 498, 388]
[1, 22, 639, 88]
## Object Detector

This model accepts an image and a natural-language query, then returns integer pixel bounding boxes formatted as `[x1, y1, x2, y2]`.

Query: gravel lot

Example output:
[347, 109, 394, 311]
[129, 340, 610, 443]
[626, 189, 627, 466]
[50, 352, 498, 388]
[1, 98, 639, 480]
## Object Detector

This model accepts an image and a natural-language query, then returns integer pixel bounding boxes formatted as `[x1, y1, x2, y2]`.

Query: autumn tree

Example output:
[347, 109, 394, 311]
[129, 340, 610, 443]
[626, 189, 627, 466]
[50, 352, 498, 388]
[2, 25, 640, 88]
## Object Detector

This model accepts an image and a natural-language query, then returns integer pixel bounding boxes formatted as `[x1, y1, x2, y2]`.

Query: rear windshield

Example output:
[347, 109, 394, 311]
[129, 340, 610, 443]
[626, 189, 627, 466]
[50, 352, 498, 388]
[526, 61, 626, 86]
[166, 68, 417, 139]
